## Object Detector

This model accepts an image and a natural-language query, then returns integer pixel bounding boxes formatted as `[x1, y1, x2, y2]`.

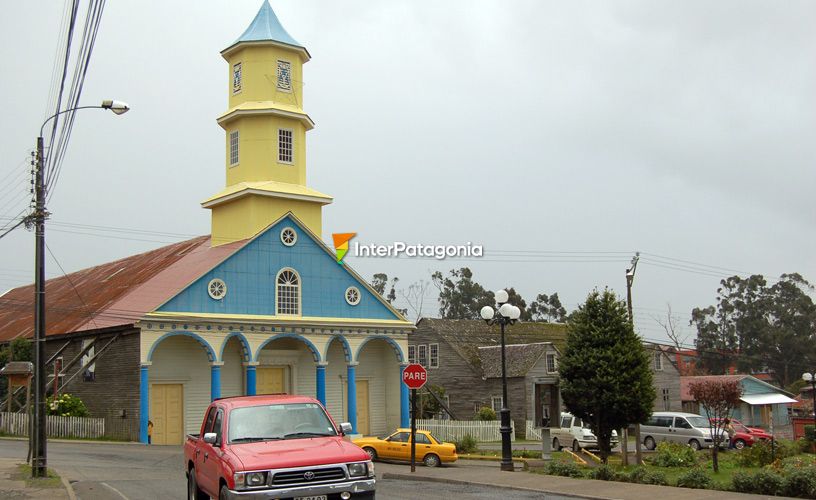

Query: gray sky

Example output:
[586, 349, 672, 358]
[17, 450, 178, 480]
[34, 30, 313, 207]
[1, 1, 814, 347]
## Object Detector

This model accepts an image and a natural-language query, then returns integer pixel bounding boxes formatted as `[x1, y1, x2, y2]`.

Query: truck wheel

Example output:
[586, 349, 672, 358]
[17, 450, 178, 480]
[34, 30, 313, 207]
[552, 437, 560, 450]
[688, 439, 701, 451]
[423, 454, 441, 467]
[187, 468, 208, 500]
[363, 447, 378, 461]
[219, 484, 229, 500]
[572, 440, 581, 452]
[644, 436, 656, 450]
[734, 439, 746, 450]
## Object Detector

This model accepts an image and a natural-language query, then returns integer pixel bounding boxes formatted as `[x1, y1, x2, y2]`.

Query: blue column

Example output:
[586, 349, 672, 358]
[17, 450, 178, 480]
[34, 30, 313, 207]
[316, 364, 327, 406]
[245, 363, 257, 396]
[211, 363, 222, 401]
[347, 363, 358, 433]
[139, 364, 150, 444]
[400, 364, 410, 428]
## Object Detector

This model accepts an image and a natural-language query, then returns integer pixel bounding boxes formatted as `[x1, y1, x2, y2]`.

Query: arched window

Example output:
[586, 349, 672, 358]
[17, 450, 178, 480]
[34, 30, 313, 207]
[276, 268, 300, 315]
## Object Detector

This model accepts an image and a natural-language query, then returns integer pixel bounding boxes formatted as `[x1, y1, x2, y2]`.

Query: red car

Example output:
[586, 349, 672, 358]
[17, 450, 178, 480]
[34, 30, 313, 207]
[711, 418, 772, 449]
[184, 394, 375, 500]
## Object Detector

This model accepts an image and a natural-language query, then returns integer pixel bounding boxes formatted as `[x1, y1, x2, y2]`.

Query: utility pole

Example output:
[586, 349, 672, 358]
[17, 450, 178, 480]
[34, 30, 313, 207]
[626, 251, 641, 466]
[32, 135, 47, 477]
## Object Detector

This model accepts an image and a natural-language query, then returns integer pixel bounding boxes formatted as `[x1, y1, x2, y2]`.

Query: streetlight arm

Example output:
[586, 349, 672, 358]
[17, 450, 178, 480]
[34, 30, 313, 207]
[39, 100, 130, 137]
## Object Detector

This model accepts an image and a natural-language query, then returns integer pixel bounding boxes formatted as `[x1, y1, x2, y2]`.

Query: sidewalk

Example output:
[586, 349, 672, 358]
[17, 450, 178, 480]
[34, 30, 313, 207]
[0, 458, 73, 499]
[377, 459, 775, 500]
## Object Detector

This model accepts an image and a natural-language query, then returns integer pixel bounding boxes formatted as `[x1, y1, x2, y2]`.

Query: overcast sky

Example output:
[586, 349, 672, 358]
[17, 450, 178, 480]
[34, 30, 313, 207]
[1, 0, 814, 346]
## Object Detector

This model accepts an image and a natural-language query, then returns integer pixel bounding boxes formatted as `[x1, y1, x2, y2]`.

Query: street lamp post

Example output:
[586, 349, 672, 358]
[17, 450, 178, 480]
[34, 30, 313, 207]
[480, 290, 521, 472]
[803, 372, 816, 431]
[30, 99, 129, 477]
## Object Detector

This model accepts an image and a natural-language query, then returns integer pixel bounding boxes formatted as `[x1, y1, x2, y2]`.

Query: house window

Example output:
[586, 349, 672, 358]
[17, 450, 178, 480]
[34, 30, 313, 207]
[546, 353, 557, 374]
[278, 129, 293, 164]
[232, 62, 242, 94]
[276, 268, 300, 315]
[418, 344, 428, 367]
[408, 345, 416, 364]
[491, 396, 503, 413]
[276, 60, 292, 91]
[654, 351, 663, 371]
[229, 130, 239, 166]
[662, 388, 671, 411]
[80, 341, 95, 381]
[429, 344, 439, 368]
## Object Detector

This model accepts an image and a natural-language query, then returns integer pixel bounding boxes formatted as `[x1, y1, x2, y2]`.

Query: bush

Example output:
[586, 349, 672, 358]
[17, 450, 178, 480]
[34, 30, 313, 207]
[782, 468, 816, 499]
[587, 465, 618, 481]
[624, 467, 667, 485]
[545, 460, 584, 478]
[736, 439, 799, 468]
[675, 468, 711, 489]
[453, 434, 477, 454]
[652, 441, 698, 468]
[46, 393, 89, 417]
[805, 425, 815, 443]
[474, 406, 496, 421]
[731, 470, 783, 495]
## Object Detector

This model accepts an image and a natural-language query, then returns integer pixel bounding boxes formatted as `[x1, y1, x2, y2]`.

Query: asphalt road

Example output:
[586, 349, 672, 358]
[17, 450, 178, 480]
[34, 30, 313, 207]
[0, 439, 571, 500]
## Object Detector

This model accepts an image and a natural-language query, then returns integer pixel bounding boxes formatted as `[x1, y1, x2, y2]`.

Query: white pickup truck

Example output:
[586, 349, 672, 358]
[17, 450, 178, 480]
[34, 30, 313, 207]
[550, 412, 619, 452]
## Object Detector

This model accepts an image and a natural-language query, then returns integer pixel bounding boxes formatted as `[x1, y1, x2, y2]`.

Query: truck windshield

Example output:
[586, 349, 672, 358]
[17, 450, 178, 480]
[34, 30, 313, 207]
[229, 403, 337, 443]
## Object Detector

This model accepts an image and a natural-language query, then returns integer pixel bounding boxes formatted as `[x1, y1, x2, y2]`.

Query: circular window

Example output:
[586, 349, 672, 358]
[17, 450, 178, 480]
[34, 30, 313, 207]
[208, 279, 227, 300]
[345, 286, 361, 306]
[280, 227, 297, 246]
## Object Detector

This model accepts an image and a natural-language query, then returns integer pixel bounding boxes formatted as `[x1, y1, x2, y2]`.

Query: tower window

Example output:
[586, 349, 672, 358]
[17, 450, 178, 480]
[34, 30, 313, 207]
[276, 60, 292, 91]
[229, 130, 239, 166]
[276, 268, 300, 316]
[232, 62, 242, 94]
[278, 129, 293, 164]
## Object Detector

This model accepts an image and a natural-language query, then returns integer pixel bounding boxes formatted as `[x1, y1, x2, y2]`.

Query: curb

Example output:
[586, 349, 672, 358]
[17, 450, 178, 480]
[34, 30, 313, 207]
[54, 466, 77, 500]
[380, 472, 611, 500]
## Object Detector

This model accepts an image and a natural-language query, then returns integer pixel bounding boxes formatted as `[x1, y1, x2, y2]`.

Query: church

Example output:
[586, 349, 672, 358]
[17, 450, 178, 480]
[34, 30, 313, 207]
[0, 2, 414, 445]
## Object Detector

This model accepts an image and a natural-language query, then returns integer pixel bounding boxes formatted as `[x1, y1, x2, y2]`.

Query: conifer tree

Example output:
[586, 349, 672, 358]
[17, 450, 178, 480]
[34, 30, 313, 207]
[559, 289, 655, 463]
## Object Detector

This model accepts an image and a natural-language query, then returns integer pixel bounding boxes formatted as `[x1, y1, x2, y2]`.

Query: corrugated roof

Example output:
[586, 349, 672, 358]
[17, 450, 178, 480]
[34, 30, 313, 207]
[680, 375, 747, 401]
[0, 235, 250, 341]
[478, 342, 554, 378]
[417, 318, 568, 375]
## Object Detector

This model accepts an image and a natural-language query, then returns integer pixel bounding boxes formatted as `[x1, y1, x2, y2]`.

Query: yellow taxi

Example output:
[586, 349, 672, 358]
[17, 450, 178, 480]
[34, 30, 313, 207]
[353, 428, 458, 467]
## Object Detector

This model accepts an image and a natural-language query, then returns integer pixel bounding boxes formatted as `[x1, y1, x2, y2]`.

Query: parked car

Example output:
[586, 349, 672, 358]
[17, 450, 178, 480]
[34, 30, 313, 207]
[184, 394, 375, 500]
[353, 429, 458, 467]
[711, 418, 772, 449]
[640, 411, 725, 450]
[551, 412, 619, 452]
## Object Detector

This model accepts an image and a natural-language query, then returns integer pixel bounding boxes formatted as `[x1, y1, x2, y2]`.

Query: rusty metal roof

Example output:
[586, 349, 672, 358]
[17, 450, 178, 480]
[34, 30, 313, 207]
[0, 235, 249, 341]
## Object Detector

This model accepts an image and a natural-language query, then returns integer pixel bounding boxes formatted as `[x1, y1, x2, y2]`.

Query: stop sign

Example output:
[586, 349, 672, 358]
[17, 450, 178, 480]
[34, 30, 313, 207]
[402, 363, 427, 389]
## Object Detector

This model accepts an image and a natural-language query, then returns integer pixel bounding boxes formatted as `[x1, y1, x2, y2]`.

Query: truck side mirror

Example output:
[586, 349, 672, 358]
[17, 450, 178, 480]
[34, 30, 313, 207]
[339, 422, 353, 435]
[203, 432, 217, 445]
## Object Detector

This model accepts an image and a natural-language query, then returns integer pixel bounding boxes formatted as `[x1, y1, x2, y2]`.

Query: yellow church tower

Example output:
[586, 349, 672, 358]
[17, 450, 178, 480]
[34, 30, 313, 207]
[202, 1, 332, 246]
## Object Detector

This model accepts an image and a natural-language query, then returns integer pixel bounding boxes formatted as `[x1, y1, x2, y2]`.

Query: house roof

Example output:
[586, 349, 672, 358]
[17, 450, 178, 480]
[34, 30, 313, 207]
[478, 342, 555, 378]
[0, 235, 251, 340]
[416, 318, 568, 376]
[680, 375, 794, 402]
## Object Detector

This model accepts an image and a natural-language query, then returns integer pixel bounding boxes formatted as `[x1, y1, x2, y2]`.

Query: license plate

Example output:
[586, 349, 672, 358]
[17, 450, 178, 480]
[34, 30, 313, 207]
[295, 497, 327, 500]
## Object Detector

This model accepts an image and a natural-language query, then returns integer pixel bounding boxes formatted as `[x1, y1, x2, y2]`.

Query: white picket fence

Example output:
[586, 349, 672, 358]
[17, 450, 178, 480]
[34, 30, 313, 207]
[525, 420, 542, 440]
[416, 419, 514, 442]
[0, 412, 105, 439]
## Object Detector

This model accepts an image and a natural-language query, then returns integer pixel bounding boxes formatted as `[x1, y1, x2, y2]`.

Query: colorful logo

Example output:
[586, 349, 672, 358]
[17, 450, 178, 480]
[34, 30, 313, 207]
[332, 233, 356, 264]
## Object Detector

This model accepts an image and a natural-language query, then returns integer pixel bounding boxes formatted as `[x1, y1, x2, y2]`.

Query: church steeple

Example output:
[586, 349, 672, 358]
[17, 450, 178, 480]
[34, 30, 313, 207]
[203, 1, 332, 247]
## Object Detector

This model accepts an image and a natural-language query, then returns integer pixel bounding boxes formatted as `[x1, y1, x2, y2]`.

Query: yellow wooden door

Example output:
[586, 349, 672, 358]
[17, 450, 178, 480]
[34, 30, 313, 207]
[356, 380, 370, 436]
[257, 367, 286, 394]
[150, 384, 183, 445]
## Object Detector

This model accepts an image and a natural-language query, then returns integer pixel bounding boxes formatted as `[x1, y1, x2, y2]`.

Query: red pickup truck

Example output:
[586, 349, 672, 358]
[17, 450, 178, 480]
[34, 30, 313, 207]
[184, 394, 375, 500]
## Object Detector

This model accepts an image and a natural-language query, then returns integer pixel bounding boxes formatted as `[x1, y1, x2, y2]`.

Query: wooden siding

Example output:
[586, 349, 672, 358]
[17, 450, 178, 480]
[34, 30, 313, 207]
[647, 346, 682, 412]
[222, 337, 244, 397]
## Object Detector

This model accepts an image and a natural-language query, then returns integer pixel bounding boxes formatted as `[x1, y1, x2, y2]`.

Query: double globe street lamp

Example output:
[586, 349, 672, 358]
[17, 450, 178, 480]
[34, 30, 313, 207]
[480, 289, 521, 472]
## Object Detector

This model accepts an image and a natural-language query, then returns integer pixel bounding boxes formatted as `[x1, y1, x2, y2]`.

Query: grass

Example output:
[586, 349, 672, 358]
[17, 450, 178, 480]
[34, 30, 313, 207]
[15, 463, 63, 489]
[469, 449, 549, 459]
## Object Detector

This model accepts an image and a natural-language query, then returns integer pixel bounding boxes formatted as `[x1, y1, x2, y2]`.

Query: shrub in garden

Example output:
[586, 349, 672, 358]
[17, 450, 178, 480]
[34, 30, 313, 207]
[735, 439, 799, 467]
[781, 468, 816, 499]
[45, 393, 89, 417]
[587, 465, 618, 481]
[626, 467, 669, 486]
[652, 441, 698, 467]
[675, 468, 711, 489]
[474, 406, 496, 421]
[731, 470, 783, 496]
[545, 460, 584, 478]
[453, 434, 477, 454]
[804, 425, 815, 443]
